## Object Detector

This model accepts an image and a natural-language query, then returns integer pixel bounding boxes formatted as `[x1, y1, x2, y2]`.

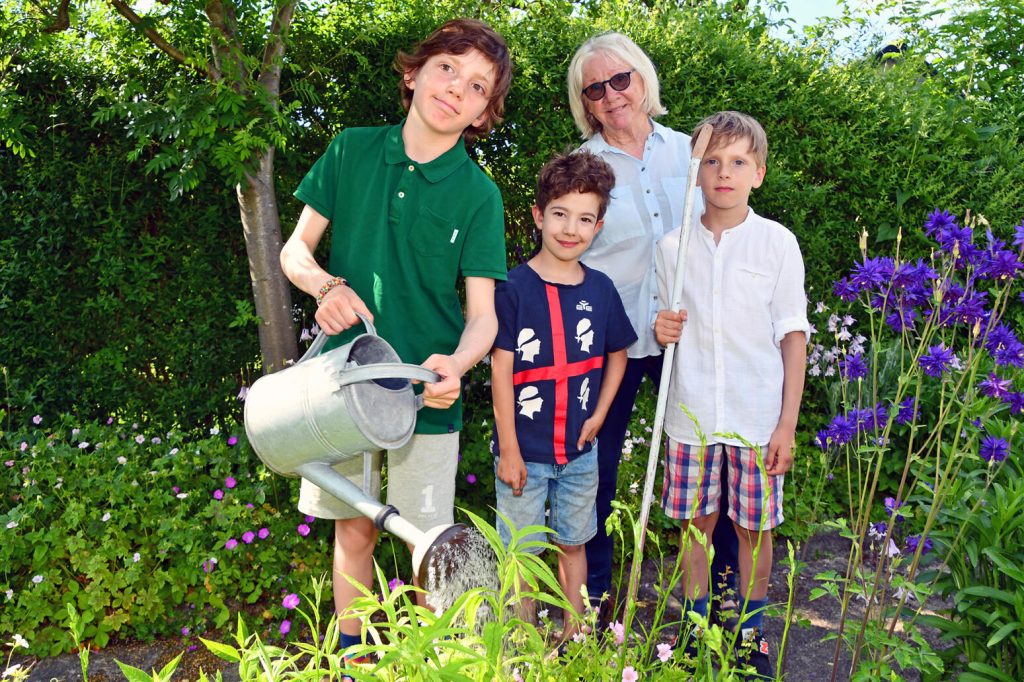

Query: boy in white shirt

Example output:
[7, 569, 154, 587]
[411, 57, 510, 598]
[653, 111, 808, 678]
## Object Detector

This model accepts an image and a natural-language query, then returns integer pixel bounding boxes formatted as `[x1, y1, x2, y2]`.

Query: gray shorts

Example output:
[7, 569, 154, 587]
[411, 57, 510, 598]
[297, 431, 460, 532]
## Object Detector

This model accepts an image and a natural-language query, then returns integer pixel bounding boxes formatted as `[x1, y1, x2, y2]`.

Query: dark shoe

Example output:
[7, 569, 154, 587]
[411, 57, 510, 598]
[735, 627, 773, 680]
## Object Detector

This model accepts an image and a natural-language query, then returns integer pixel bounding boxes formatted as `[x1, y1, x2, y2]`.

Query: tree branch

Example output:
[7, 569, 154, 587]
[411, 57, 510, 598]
[257, 0, 297, 101]
[108, 0, 214, 81]
[40, 0, 70, 33]
[205, 0, 248, 88]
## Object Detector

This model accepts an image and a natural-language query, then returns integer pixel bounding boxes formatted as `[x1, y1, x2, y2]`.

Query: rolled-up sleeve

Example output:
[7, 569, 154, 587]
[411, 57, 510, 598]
[771, 233, 810, 345]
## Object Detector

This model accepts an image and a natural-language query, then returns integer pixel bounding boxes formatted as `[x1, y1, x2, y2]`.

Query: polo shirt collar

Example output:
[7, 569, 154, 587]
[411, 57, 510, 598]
[383, 121, 469, 183]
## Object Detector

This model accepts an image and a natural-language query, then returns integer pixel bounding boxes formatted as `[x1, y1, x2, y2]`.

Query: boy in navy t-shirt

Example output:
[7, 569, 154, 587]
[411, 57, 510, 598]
[491, 151, 637, 642]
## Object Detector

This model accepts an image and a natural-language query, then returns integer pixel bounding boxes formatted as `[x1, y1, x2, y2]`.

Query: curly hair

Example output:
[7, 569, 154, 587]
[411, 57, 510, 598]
[536, 150, 616, 220]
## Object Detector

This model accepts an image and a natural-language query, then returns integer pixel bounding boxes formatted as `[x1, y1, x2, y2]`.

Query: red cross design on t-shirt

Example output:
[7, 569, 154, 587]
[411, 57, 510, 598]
[512, 284, 603, 464]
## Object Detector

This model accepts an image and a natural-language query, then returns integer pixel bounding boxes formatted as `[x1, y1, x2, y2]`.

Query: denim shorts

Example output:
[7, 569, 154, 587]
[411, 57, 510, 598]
[495, 448, 598, 553]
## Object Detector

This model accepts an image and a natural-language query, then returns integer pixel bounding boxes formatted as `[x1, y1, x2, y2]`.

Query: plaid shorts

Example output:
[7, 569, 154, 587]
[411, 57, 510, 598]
[661, 439, 784, 530]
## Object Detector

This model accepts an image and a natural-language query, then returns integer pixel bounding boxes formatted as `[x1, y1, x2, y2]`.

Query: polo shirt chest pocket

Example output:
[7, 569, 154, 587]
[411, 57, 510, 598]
[410, 208, 461, 258]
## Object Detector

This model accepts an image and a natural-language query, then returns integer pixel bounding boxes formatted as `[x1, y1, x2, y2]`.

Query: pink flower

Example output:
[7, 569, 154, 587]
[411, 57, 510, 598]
[19, 442, 27, 452]
[227, 436, 238, 447]
[297, 523, 310, 537]
[106, 417, 114, 425]
[609, 620, 625, 645]
[622, 666, 638, 682]
[181, 626, 190, 636]
[388, 578, 404, 591]
[32, 415, 42, 425]
[258, 527, 269, 540]
[213, 489, 224, 500]
[172, 486, 180, 494]
[135, 435, 145, 444]
[242, 531, 255, 544]
[4, 460, 13, 467]
[202, 558, 217, 572]
[282, 593, 300, 609]
[466, 473, 477, 484]
[656, 642, 673, 662]
[279, 619, 291, 635]
[225, 476, 237, 489]
[225, 538, 238, 550]
[304, 515, 315, 523]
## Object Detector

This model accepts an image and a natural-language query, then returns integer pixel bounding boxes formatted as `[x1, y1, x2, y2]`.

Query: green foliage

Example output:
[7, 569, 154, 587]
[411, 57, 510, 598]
[0, 414, 335, 655]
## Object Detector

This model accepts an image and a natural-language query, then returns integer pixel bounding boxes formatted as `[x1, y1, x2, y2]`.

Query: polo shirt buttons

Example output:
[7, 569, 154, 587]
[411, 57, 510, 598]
[398, 191, 405, 198]
[408, 165, 415, 172]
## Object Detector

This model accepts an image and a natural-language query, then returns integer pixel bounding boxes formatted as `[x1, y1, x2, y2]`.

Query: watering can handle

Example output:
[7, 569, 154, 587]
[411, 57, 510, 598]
[298, 313, 377, 364]
[335, 363, 441, 388]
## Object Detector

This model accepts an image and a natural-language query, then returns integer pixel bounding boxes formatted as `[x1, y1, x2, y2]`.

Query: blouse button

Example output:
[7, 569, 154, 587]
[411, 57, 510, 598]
[398, 191, 405, 198]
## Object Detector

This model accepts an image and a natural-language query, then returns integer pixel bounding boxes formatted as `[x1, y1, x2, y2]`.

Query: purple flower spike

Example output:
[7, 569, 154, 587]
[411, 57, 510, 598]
[919, 345, 955, 377]
[979, 435, 1009, 463]
[297, 524, 310, 537]
[282, 593, 300, 609]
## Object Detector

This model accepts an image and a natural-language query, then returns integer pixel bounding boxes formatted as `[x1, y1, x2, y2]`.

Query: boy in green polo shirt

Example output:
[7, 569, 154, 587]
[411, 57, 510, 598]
[279, 18, 512, 663]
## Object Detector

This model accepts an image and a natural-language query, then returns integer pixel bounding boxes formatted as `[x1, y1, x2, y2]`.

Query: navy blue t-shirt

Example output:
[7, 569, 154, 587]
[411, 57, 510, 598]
[492, 263, 637, 465]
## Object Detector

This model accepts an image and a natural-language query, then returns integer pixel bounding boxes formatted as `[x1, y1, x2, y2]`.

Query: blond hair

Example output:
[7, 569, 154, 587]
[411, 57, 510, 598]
[567, 32, 666, 139]
[693, 111, 768, 167]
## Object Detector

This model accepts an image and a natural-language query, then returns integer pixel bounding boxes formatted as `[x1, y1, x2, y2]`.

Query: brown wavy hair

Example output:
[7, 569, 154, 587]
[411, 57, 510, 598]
[394, 19, 512, 142]
[536, 150, 616, 220]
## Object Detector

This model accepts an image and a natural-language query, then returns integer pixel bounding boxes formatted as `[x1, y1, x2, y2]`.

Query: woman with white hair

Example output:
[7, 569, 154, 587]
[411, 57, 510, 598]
[567, 32, 736, 629]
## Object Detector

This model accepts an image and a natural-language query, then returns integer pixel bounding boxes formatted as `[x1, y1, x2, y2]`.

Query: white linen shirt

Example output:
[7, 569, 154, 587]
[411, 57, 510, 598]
[655, 209, 809, 446]
[580, 120, 704, 359]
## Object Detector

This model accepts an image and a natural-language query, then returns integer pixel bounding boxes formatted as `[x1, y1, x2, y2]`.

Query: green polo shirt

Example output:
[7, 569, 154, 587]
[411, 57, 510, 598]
[294, 123, 507, 434]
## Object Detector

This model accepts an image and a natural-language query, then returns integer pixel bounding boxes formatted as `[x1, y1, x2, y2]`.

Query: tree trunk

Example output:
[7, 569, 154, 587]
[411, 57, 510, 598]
[238, 144, 297, 373]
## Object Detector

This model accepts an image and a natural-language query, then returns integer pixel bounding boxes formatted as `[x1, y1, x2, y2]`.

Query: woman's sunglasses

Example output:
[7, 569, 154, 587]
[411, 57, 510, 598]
[581, 70, 634, 101]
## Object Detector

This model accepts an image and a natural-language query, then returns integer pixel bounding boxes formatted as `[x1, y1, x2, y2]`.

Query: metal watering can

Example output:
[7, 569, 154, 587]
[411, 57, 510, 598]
[243, 315, 487, 587]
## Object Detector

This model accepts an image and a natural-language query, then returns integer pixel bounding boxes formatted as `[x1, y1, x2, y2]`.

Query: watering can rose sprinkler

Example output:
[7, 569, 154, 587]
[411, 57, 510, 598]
[243, 315, 499, 611]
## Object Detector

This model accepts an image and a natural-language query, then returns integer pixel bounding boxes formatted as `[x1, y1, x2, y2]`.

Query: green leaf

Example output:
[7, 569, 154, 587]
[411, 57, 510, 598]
[966, 662, 1018, 682]
[961, 586, 1017, 605]
[987, 621, 1021, 647]
[116, 660, 157, 682]
[200, 637, 241, 662]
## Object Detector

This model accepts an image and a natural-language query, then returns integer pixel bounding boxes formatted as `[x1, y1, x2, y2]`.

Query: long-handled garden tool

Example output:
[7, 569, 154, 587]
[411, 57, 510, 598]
[624, 123, 714, 612]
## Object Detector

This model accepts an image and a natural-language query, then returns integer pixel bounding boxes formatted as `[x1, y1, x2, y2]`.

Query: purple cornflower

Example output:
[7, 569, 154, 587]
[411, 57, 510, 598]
[258, 527, 269, 540]
[939, 286, 989, 328]
[1005, 392, 1024, 414]
[919, 345, 955, 377]
[979, 373, 1013, 399]
[282, 593, 300, 609]
[982, 249, 1021, 281]
[213, 489, 224, 501]
[832, 277, 860, 302]
[924, 209, 957, 236]
[242, 531, 255, 544]
[840, 353, 869, 381]
[885, 497, 906, 521]
[827, 414, 857, 447]
[979, 435, 1009, 463]
[225, 476, 237, 489]
[815, 429, 831, 452]
[905, 534, 932, 555]
[225, 538, 238, 550]
[885, 306, 917, 333]
[297, 524, 310, 537]
[850, 257, 895, 293]
[895, 397, 918, 426]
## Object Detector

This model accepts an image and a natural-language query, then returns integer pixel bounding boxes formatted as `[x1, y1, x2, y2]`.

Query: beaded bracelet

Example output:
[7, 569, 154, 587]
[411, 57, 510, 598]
[316, 276, 348, 306]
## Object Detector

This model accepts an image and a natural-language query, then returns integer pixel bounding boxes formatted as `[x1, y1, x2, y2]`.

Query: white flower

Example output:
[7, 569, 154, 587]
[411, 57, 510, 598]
[537, 609, 549, 620]
[32, 415, 42, 425]
[814, 301, 827, 314]
[808, 323, 818, 336]
[11, 634, 28, 649]
[3, 664, 23, 677]
[629, 480, 639, 494]
[78, 442, 90, 449]
[827, 314, 840, 332]
[310, 324, 320, 336]
[236, 386, 249, 401]
[117, 456, 127, 465]
[824, 366, 836, 377]
[134, 435, 145, 444]
[133, 552, 141, 563]
[886, 539, 901, 558]
[843, 314, 855, 327]
[31, 575, 43, 584]
[299, 327, 313, 342]
[151, 437, 161, 444]
[638, 418, 647, 425]
[169, 448, 179, 455]
[176, 493, 188, 499]
[5, 521, 16, 529]
[131, 423, 138, 429]
[102, 512, 111, 522]
[808, 365, 822, 377]
[4, 588, 13, 601]
[572, 631, 587, 643]
[837, 328, 852, 342]
[71, 428, 80, 436]
[210, 426, 220, 436]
